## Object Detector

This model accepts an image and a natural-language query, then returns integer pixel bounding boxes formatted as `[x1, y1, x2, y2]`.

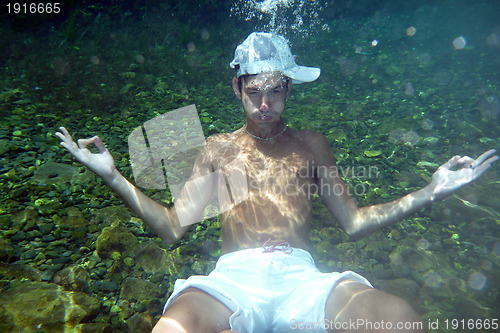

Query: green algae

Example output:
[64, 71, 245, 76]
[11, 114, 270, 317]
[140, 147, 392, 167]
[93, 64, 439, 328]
[0, 1, 498, 331]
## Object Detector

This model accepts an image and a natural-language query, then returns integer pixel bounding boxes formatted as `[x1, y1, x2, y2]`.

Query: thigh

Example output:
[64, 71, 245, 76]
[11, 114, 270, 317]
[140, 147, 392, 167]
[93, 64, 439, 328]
[153, 287, 233, 333]
[325, 280, 423, 333]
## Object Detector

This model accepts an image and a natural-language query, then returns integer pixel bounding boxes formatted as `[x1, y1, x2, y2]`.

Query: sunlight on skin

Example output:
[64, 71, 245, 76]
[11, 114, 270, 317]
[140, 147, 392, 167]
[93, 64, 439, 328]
[55, 127, 189, 243]
[207, 130, 315, 253]
[333, 288, 372, 323]
[328, 281, 424, 333]
[338, 150, 499, 240]
[152, 317, 188, 333]
[430, 150, 499, 201]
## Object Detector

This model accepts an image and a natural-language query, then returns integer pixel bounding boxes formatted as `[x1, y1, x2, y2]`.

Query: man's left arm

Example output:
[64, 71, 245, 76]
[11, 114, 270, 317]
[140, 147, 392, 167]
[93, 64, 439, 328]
[310, 133, 498, 240]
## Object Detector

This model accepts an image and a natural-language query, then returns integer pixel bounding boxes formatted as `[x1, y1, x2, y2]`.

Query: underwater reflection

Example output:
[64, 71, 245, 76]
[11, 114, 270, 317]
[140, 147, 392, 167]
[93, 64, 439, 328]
[199, 130, 316, 254]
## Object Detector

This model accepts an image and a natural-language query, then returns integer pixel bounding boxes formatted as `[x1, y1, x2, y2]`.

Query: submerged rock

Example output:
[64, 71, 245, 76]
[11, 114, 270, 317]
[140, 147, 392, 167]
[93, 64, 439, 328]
[377, 278, 420, 307]
[0, 281, 101, 333]
[10, 206, 38, 231]
[364, 150, 382, 157]
[127, 312, 153, 332]
[135, 240, 183, 276]
[119, 277, 163, 302]
[90, 205, 133, 224]
[389, 239, 438, 273]
[52, 264, 91, 293]
[0, 238, 17, 262]
[58, 206, 87, 229]
[0, 262, 41, 281]
[33, 161, 94, 185]
[96, 223, 139, 260]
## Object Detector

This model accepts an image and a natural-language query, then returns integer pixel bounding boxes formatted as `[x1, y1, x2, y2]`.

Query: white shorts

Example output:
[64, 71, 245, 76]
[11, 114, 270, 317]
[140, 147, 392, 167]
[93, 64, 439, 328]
[163, 247, 372, 333]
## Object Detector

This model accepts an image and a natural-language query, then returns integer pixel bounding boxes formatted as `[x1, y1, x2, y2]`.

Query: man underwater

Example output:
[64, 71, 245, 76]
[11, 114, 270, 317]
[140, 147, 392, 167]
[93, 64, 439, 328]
[56, 32, 498, 332]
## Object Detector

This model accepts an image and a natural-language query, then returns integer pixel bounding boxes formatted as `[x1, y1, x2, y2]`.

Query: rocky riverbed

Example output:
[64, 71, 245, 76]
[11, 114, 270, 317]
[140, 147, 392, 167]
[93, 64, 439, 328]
[1, 1, 499, 332]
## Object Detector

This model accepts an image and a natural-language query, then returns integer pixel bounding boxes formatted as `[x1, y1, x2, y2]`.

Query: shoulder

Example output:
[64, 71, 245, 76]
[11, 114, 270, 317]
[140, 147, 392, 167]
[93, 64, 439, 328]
[287, 129, 330, 149]
[206, 130, 241, 143]
[204, 132, 237, 150]
[288, 129, 336, 165]
[204, 131, 242, 165]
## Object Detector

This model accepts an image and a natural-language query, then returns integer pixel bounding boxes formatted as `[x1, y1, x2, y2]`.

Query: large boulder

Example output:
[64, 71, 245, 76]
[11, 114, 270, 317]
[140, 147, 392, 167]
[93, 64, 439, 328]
[0, 281, 101, 333]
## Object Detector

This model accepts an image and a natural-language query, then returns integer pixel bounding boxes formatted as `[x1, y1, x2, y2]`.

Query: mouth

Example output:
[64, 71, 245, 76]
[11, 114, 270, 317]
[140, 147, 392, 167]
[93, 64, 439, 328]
[257, 111, 273, 121]
[258, 114, 273, 121]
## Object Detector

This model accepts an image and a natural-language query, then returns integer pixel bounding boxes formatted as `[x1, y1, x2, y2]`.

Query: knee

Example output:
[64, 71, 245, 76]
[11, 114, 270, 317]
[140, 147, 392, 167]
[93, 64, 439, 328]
[327, 284, 423, 333]
[152, 317, 237, 333]
[374, 292, 423, 332]
[152, 317, 188, 333]
[153, 293, 207, 333]
[153, 289, 232, 333]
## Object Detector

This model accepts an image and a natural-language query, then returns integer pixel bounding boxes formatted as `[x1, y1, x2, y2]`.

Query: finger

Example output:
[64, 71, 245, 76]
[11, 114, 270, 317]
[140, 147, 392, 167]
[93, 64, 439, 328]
[58, 127, 73, 140]
[57, 137, 80, 156]
[92, 136, 107, 153]
[457, 156, 474, 167]
[440, 155, 461, 170]
[471, 156, 499, 177]
[55, 131, 65, 140]
[474, 149, 497, 167]
[55, 127, 74, 144]
[55, 128, 79, 152]
[480, 155, 499, 168]
[77, 138, 95, 150]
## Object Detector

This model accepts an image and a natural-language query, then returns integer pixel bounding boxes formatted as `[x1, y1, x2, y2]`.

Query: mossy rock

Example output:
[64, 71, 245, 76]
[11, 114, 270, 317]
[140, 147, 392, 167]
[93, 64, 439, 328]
[119, 277, 163, 303]
[0, 281, 101, 333]
[58, 206, 87, 229]
[33, 161, 94, 185]
[135, 241, 184, 276]
[96, 224, 139, 259]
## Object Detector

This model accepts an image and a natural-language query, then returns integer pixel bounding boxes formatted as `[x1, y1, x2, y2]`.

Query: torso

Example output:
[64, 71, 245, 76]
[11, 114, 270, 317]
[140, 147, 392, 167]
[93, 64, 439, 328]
[207, 128, 319, 254]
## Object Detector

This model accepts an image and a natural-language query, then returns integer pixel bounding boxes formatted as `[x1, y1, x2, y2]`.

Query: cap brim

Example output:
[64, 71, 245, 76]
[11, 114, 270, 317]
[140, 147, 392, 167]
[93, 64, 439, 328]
[284, 66, 321, 84]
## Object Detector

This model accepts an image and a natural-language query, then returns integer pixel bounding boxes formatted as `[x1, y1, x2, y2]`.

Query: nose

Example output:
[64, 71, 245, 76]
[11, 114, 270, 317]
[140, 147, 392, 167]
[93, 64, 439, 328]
[259, 93, 271, 112]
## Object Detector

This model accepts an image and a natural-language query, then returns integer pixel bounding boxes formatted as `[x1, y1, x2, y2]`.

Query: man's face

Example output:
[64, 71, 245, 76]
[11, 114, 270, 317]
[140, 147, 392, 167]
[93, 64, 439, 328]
[232, 72, 292, 124]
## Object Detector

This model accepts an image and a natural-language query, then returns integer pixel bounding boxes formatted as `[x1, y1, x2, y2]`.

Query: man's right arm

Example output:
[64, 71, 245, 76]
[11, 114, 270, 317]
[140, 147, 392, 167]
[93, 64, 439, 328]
[55, 127, 215, 244]
[102, 168, 188, 243]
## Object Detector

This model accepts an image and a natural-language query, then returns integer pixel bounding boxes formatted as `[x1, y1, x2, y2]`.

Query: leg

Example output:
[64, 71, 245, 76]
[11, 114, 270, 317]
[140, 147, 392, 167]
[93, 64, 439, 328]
[325, 280, 423, 333]
[153, 287, 236, 333]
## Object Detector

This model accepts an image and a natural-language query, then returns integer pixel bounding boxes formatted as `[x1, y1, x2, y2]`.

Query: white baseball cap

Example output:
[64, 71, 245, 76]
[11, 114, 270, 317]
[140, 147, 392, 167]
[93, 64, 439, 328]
[230, 32, 321, 84]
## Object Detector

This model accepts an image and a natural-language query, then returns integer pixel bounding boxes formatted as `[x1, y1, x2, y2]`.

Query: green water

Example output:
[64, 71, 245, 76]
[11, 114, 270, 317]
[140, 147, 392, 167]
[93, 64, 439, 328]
[0, 0, 499, 332]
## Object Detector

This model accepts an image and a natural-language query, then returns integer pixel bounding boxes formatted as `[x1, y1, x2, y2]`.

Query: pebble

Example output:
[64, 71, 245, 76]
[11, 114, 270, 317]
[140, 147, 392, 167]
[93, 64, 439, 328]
[53, 257, 71, 265]
[123, 257, 135, 267]
[38, 223, 54, 235]
[41, 235, 56, 242]
[23, 250, 38, 260]
[79, 246, 91, 255]
[41, 270, 54, 281]
[10, 231, 27, 242]
[98, 280, 119, 292]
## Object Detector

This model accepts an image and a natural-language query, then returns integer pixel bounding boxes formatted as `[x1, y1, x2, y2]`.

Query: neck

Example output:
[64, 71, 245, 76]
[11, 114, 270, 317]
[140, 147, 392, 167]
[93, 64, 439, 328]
[243, 120, 287, 140]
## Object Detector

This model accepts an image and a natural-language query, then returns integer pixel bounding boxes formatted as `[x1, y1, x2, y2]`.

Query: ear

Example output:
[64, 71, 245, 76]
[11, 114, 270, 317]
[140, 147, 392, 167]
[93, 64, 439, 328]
[286, 79, 293, 99]
[232, 77, 242, 100]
